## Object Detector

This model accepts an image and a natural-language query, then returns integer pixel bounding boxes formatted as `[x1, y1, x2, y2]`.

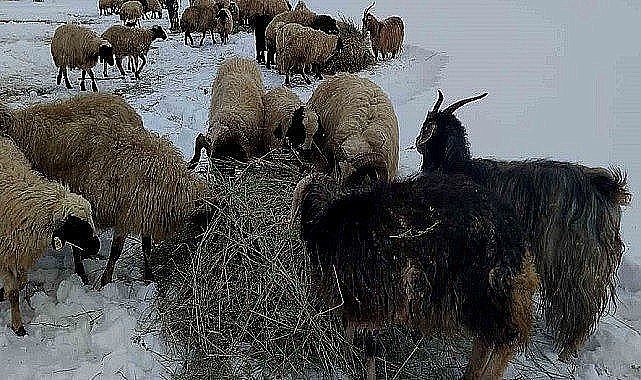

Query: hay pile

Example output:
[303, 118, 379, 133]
[148, 154, 474, 378]
[324, 18, 375, 75]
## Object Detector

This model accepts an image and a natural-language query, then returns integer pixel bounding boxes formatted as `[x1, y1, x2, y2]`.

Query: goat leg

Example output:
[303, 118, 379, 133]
[99, 232, 126, 288]
[72, 247, 90, 284]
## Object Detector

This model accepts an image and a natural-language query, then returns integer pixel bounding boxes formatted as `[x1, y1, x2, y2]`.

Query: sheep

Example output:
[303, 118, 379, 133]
[166, 0, 180, 31]
[147, 0, 162, 18]
[286, 73, 397, 186]
[292, 172, 539, 380]
[99, 0, 115, 15]
[229, 1, 240, 26]
[180, 5, 218, 46]
[416, 90, 632, 360]
[216, 7, 233, 44]
[120, 0, 145, 26]
[278, 23, 343, 85]
[262, 86, 303, 149]
[264, 1, 315, 69]
[51, 23, 114, 92]
[0, 135, 100, 335]
[101, 24, 167, 79]
[362, 2, 404, 61]
[0, 94, 206, 287]
[188, 57, 265, 169]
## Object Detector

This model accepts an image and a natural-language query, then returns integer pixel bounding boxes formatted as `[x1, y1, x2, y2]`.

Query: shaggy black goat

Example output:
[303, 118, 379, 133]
[293, 173, 539, 380]
[416, 90, 631, 360]
[310, 14, 340, 35]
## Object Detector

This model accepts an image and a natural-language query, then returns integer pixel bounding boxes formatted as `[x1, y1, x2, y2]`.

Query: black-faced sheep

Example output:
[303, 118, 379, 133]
[216, 8, 233, 44]
[101, 24, 167, 79]
[292, 172, 539, 380]
[362, 2, 404, 61]
[287, 73, 398, 186]
[189, 57, 265, 169]
[278, 23, 343, 85]
[180, 5, 218, 46]
[120, 0, 145, 26]
[1, 94, 206, 288]
[416, 90, 632, 360]
[51, 24, 114, 92]
[0, 135, 100, 335]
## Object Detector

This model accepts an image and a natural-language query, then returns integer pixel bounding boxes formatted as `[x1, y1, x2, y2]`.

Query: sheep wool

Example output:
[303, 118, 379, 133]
[101, 24, 167, 78]
[262, 86, 302, 148]
[279, 23, 339, 84]
[51, 24, 107, 72]
[1, 135, 95, 334]
[180, 5, 218, 46]
[216, 8, 233, 44]
[189, 57, 265, 166]
[147, 0, 162, 17]
[299, 73, 399, 184]
[120, 0, 144, 25]
[264, 1, 315, 67]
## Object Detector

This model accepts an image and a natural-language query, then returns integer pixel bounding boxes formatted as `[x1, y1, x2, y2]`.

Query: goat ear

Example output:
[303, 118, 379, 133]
[416, 122, 436, 147]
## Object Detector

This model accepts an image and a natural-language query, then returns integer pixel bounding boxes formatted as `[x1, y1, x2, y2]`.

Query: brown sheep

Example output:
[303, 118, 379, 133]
[180, 5, 218, 46]
[1, 94, 206, 287]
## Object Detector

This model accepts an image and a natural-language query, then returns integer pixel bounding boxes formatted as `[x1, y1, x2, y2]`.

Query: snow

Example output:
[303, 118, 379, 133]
[1, 0, 639, 378]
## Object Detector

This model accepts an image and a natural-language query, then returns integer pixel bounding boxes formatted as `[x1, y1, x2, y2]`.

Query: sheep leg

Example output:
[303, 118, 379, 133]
[211, 30, 216, 45]
[103, 61, 108, 78]
[200, 31, 206, 46]
[135, 55, 146, 79]
[116, 58, 126, 76]
[0, 287, 4, 301]
[314, 64, 323, 80]
[463, 336, 514, 380]
[301, 71, 312, 85]
[99, 233, 127, 287]
[72, 247, 90, 284]
[62, 67, 72, 89]
[142, 236, 154, 282]
[0, 270, 25, 336]
[284, 69, 291, 86]
[88, 69, 98, 92]
[57, 66, 63, 85]
[80, 70, 87, 91]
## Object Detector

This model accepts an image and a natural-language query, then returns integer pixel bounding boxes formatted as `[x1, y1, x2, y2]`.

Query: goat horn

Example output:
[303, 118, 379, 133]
[432, 90, 444, 113]
[364, 2, 375, 15]
[442, 92, 488, 114]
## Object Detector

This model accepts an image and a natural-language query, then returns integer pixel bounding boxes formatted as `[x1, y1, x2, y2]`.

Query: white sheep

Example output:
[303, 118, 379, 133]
[287, 73, 399, 185]
[188, 57, 266, 168]
[51, 23, 114, 92]
[0, 135, 99, 335]
[278, 23, 343, 85]
[264, 1, 315, 69]
[262, 86, 304, 150]
[101, 24, 167, 79]
[120, 0, 145, 26]
[1, 94, 206, 287]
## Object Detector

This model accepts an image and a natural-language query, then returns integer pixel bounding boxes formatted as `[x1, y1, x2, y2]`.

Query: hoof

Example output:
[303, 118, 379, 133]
[13, 325, 27, 336]
[0, 287, 4, 301]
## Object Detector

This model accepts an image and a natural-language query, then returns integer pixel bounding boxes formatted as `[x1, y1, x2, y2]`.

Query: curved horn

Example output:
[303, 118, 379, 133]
[442, 92, 488, 114]
[432, 90, 444, 113]
[364, 1, 375, 16]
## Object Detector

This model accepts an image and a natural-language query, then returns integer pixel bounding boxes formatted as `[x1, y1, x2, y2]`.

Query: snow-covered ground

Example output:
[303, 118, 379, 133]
[0, 0, 639, 378]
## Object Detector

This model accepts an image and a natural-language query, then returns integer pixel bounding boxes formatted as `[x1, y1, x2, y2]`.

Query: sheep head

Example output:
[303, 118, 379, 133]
[290, 173, 339, 235]
[51, 215, 101, 259]
[287, 105, 318, 157]
[98, 41, 115, 66]
[416, 90, 487, 171]
[151, 25, 168, 40]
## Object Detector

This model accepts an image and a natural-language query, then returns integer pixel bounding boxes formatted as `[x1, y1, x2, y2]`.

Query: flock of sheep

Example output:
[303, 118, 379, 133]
[0, 0, 632, 379]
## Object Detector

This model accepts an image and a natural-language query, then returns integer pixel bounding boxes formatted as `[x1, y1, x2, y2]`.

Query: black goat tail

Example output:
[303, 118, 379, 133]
[590, 167, 632, 207]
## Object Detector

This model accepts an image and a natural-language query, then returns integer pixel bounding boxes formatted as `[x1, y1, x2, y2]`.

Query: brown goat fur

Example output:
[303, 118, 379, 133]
[1, 94, 205, 287]
[362, 3, 404, 61]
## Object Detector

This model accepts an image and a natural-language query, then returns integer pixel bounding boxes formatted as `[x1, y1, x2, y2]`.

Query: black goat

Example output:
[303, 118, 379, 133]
[293, 173, 539, 380]
[254, 15, 270, 63]
[310, 14, 340, 35]
[416, 90, 631, 360]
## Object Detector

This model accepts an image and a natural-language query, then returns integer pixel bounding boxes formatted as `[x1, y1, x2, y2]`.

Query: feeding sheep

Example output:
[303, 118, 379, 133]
[51, 23, 114, 92]
[292, 172, 539, 380]
[101, 24, 167, 79]
[1, 94, 206, 287]
[262, 86, 304, 149]
[362, 2, 404, 61]
[416, 90, 631, 360]
[0, 134, 100, 336]
[278, 23, 343, 85]
[287, 73, 398, 186]
[181, 5, 218, 46]
[189, 57, 265, 169]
